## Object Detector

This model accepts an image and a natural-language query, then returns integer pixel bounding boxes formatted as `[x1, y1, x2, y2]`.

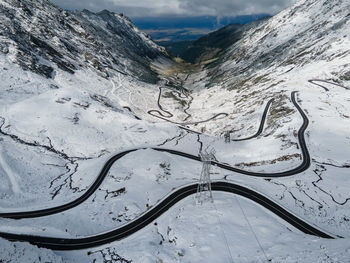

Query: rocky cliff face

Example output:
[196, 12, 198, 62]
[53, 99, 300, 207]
[0, 0, 169, 82]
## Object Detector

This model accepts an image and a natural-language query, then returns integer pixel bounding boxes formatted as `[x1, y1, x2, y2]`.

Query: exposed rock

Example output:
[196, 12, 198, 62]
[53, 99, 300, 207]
[0, 0, 171, 81]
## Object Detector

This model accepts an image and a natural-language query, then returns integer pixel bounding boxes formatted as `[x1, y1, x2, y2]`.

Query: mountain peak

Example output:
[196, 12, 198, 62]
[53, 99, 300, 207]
[0, 0, 169, 82]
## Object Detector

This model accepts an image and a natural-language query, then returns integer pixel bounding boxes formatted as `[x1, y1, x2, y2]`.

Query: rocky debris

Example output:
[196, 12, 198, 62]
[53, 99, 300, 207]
[88, 247, 132, 263]
[103, 187, 126, 200]
[339, 71, 350, 81]
[90, 94, 123, 112]
[235, 153, 302, 168]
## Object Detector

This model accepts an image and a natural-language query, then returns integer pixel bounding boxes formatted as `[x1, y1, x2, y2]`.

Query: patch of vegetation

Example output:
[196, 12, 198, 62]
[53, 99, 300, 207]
[227, 73, 270, 92]
[235, 153, 301, 167]
[163, 91, 187, 107]
[251, 74, 270, 85]
[267, 94, 295, 130]
[157, 162, 171, 183]
[269, 105, 294, 118]
[267, 80, 285, 89]
[160, 41, 193, 57]
[204, 53, 225, 69]
[339, 71, 350, 81]
[281, 48, 314, 66]
[228, 77, 253, 91]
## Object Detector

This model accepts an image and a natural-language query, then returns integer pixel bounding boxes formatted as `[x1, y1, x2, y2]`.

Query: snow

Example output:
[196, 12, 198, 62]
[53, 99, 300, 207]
[1, 0, 350, 262]
[60, 193, 350, 263]
[0, 145, 21, 194]
[0, 237, 67, 263]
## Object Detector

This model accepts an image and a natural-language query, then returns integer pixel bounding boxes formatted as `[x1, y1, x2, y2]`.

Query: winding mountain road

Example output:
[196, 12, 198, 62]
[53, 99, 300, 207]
[0, 91, 309, 220]
[231, 98, 274, 141]
[123, 106, 141, 120]
[308, 79, 349, 91]
[0, 182, 335, 251]
[148, 87, 228, 126]
[0, 81, 343, 250]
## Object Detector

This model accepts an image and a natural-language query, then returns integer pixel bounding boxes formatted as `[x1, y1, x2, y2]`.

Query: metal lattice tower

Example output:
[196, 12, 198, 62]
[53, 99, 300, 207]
[196, 148, 216, 204]
[224, 131, 231, 143]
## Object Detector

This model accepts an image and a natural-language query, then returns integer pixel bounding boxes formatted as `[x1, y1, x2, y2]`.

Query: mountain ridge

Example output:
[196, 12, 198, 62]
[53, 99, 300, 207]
[0, 0, 170, 83]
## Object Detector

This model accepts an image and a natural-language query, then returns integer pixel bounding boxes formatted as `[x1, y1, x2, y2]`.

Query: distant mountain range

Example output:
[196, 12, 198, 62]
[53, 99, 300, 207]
[162, 17, 269, 63]
[132, 14, 270, 42]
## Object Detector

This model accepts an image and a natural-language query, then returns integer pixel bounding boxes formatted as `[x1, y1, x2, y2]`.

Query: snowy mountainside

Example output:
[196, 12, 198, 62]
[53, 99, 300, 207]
[0, 0, 169, 82]
[143, 0, 350, 140]
[173, 0, 350, 161]
[201, 0, 350, 88]
[0, 0, 176, 213]
[1, 0, 350, 262]
[166, 0, 350, 243]
[117, 0, 350, 259]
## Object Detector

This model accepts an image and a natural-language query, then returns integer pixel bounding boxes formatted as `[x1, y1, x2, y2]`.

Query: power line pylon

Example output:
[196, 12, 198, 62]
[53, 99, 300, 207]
[196, 148, 216, 204]
[224, 131, 231, 143]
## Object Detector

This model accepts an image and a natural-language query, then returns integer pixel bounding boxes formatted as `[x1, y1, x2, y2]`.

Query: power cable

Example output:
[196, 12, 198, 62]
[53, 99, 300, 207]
[213, 200, 235, 263]
[235, 196, 269, 263]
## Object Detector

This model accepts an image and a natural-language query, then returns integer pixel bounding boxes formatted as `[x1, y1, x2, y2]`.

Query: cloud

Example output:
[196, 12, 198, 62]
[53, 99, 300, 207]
[178, 0, 295, 16]
[50, 0, 296, 17]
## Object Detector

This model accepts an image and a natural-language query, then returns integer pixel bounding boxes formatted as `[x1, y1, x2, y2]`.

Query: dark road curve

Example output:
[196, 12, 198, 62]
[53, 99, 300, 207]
[122, 106, 141, 120]
[0, 181, 335, 251]
[148, 87, 229, 126]
[308, 79, 350, 92]
[0, 92, 310, 220]
[231, 98, 274, 142]
[0, 149, 138, 219]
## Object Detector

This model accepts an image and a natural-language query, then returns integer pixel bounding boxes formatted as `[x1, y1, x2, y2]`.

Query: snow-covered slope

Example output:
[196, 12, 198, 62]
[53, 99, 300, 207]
[0, 237, 68, 263]
[87, 0, 350, 261]
[0, 0, 176, 219]
[167, 0, 350, 250]
[212, 0, 350, 83]
[0, 0, 168, 82]
[1, 0, 350, 262]
[183, 0, 350, 135]
[167, 0, 350, 233]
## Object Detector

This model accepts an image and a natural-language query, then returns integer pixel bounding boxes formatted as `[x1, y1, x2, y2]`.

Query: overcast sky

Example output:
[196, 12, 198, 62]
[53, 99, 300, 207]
[51, 0, 298, 17]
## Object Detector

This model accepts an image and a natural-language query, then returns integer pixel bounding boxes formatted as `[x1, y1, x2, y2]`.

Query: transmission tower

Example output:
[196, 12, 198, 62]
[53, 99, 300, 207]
[224, 131, 231, 143]
[196, 148, 216, 204]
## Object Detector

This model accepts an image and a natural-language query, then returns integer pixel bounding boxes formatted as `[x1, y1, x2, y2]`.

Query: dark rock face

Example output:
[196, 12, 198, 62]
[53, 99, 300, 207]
[32, 63, 54, 78]
[340, 71, 350, 81]
[0, 0, 169, 82]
